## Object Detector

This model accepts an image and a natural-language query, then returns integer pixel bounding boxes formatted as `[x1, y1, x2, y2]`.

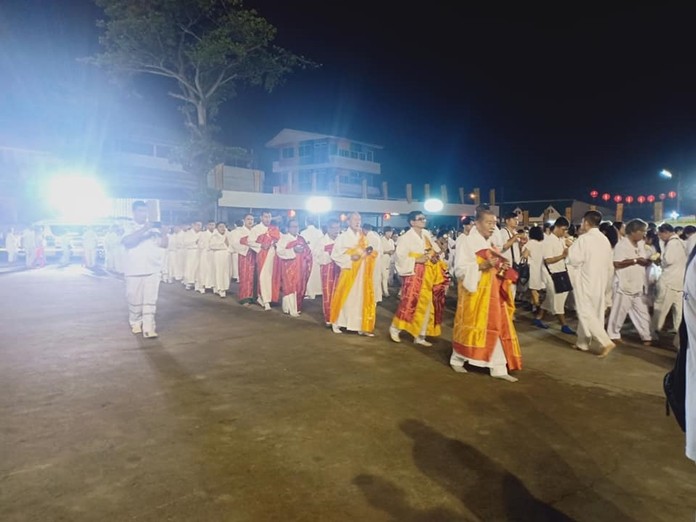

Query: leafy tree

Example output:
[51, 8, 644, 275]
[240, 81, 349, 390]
[88, 0, 315, 213]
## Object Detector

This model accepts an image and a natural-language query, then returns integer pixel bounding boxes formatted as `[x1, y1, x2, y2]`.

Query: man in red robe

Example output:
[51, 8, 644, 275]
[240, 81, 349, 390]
[277, 219, 312, 316]
[314, 219, 342, 325]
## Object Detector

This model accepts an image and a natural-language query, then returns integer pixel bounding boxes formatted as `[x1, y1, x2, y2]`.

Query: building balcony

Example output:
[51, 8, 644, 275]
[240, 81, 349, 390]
[273, 154, 381, 175]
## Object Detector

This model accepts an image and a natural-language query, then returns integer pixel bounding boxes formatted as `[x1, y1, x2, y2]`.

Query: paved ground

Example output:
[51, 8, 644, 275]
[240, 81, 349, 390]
[1, 265, 694, 521]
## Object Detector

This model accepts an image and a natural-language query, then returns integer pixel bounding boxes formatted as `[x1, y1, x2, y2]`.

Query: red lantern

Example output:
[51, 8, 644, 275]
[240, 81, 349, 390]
[625, 195, 634, 204]
[659, 193, 667, 200]
[613, 195, 622, 203]
[590, 190, 599, 199]
[668, 191, 677, 199]
[288, 209, 296, 218]
[601, 193, 611, 202]
[340, 213, 347, 222]
[383, 213, 391, 220]
[637, 195, 646, 204]
[647, 195, 656, 203]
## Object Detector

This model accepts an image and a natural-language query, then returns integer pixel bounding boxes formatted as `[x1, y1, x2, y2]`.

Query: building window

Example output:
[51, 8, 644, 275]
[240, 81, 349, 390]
[282, 147, 294, 159]
[339, 149, 350, 158]
[329, 143, 337, 155]
[366, 151, 374, 162]
[350, 151, 358, 159]
[299, 143, 313, 157]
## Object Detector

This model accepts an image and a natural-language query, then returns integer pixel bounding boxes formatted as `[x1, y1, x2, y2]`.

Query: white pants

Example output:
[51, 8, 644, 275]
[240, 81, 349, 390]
[607, 291, 652, 341]
[25, 247, 36, 268]
[652, 285, 683, 334]
[450, 338, 509, 376]
[282, 293, 299, 316]
[574, 290, 613, 350]
[126, 273, 161, 332]
[542, 272, 569, 315]
[8, 250, 17, 263]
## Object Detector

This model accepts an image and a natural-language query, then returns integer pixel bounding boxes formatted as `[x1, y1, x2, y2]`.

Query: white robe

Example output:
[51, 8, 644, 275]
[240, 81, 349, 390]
[209, 230, 230, 295]
[227, 227, 243, 281]
[182, 229, 200, 286]
[248, 223, 278, 304]
[366, 230, 383, 303]
[683, 252, 696, 461]
[653, 235, 687, 335]
[525, 239, 545, 291]
[174, 231, 186, 281]
[380, 235, 395, 295]
[276, 232, 302, 315]
[301, 225, 324, 298]
[83, 230, 98, 268]
[331, 228, 375, 332]
[103, 232, 120, 272]
[5, 232, 19, 263]
[567, 228, 614, 350]
[164, 232, 178, 282]
[21, 229, 36, 268]
[196, 230, 214, 291]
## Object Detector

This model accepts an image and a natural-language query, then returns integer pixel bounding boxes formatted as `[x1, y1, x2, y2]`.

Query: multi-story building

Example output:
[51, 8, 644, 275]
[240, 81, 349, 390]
[265, 128, 382, 198]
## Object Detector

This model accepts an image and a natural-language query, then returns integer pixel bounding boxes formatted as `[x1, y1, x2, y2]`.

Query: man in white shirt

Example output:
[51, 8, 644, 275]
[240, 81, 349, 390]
[379, 227, 396, 297]
[496, 212, 524, 303]
[22, 226, 36, 268]
[537, 217, 575, 334]
[653, 223, 687, 339]
[682, 247, 696, 462]
[567, 210, 615, 356]
[195, 220, 216, 293]
[248, 210, 281, 310]
[607, 219, 653, 346]
[300, 217, 324, 300]
[182, 221, 201, 290]
[4, 228, 19, 264]
[121, 201, 167, 338]
[83, 227, 98, 269]
[330, 212, 378, 336]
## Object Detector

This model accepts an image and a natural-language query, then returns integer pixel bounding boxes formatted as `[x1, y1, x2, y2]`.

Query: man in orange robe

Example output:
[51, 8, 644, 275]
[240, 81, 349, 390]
[389, 211, 449, 346]
[451, 208, 522, 382]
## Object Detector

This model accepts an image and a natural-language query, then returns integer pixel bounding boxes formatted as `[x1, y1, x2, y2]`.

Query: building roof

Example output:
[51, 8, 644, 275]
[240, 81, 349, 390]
[265, 128, 383, 149]
[500, 199, 575, 217]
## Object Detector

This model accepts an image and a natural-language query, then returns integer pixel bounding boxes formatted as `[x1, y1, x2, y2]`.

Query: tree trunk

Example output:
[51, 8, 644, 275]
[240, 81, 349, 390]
[197, 102, 207, 128]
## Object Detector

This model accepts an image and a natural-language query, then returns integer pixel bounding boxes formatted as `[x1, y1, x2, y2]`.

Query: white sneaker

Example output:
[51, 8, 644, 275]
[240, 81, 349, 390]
[358, 331, 375, 337]
[131, 324, 142, 335]
[389, 326, 401, 343]
[331, 324, 342, 334]
[450, 364, 468, 373]
[219, 291, 226, 298]
[264, 303, 271, 311]
[143, 330, 158, 339]
[414, 337, 432, 347]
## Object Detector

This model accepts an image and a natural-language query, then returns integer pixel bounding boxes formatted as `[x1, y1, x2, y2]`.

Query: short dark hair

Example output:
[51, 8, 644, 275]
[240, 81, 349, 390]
[529, 226, 544, 241]
[260, 210, 272, 216]
[461, 216, 473, 227]
[132, 200, 147, 211]
[503, 212, 519, 221]
[583, 210, 602, 227]
[383, 226, 393, 233]
[613, 221, 624, 231]
[683, 225, 696, 236]
[407, 210, 424, 224]
[625, 219, 648, 235]
[658, 223, 675, 233]
[327, 219, 340, 227]
[244, 213, 254, 219]
[362, 223, 373, 232]
[553, 217, 570, 228]
[476, 208, 496, 222]
[234, 219, 243, 227]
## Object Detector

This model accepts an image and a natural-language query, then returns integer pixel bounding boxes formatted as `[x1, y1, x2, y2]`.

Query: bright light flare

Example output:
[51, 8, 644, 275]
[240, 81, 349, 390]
[670, 211, 680, 220]
[660, 169, 673, 179]
[306, 196, 332, 213]
[424, 198, 444, 212]
[46, 175, 109, 220]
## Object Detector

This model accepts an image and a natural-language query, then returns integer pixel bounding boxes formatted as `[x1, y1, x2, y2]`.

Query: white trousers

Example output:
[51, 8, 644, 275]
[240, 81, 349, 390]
[542, 272, 569, 315]
[607, 291, 652, 341]
[450, 338, 509, 376]
[282, 293, 299, 316]
[8, 250, 17, 263]
[184, 249, 198, 285]
[574, 291, 613, 350]
[652, 285, 683, 334]
[125, 273, 161, 332]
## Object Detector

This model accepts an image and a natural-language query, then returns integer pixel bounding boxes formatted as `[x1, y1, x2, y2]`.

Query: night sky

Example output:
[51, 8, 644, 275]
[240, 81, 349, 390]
[2, 1, 695, 207]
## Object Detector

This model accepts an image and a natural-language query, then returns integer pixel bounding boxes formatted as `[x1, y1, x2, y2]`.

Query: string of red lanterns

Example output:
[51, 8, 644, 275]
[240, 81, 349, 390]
[589, 189, 677, 204]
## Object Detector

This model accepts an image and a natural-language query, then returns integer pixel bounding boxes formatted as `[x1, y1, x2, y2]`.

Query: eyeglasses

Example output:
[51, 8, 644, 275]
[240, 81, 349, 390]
[414, 217, 427, 222]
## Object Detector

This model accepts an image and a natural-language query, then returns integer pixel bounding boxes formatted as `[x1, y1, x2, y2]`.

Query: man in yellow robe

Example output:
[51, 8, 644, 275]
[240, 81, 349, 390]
[389, 211, 449, 346]
[451, 208, 522, 382]
[330, 212, 378, 336]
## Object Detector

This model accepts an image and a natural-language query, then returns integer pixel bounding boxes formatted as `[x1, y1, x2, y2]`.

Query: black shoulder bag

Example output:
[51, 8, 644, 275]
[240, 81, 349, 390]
[543, 252, 573, 294]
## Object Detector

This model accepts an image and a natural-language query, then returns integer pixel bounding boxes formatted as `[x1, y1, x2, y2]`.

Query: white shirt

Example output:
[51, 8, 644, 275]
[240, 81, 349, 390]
[300, 225, 323, 248]
[542, 234, 567, 274]
[614, 237, 648, 295]
[454, 227, 491, 293]
[498, 227, 521, 265]
[122, 221, 165, 276]
[660, 235, 687, 291]
[394, 228, 439, 277]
